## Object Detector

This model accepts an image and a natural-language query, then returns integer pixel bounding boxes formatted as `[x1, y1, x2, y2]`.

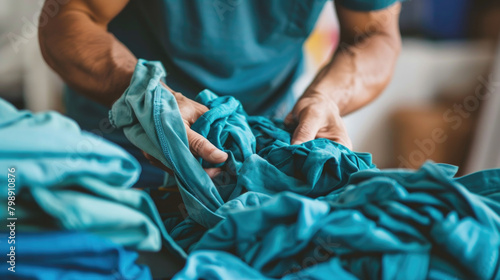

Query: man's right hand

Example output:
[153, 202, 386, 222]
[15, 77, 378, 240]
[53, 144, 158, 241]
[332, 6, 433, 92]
[144, 85, 228, 178]
[171, 89, 228, 164]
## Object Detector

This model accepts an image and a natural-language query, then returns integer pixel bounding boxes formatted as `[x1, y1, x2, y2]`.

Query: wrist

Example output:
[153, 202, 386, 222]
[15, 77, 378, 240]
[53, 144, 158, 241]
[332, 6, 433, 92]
[303, 88, 344, 115]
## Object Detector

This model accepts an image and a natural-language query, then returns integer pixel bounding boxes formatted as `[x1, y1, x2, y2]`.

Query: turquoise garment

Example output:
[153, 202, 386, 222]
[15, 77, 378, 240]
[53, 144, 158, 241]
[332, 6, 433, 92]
[65, 0, 402, 188]
[64, 87, 165, 189]
[0, 231, 151, 280]
[109, 0, 401, 113]
[108, 60, 500, 278]
[173, 162, 500, 280]
[109, 60, 375, 233]
[0, 99, 185, 257]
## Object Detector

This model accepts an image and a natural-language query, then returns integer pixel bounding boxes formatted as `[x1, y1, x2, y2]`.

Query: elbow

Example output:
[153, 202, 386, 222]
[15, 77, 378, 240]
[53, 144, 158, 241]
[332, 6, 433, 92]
[392, 33, 402, 58]
[383, 31, 402, 79]
[37, 1, 68, 71]
[38, 16, 56, 70]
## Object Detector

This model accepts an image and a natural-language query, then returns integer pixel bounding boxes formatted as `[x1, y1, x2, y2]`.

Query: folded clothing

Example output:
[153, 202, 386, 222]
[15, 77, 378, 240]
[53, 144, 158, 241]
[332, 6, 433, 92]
[0, 98, 184, 256]
[0, 231, 151, 280]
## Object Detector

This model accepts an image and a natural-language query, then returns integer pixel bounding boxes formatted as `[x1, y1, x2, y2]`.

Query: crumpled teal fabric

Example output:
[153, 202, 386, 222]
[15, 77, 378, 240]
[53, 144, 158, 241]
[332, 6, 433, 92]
[173, 162, 500, 280]
[109, 60, 500, 279]
[109, 60, 375, 235]
[0, 98, 184, 257]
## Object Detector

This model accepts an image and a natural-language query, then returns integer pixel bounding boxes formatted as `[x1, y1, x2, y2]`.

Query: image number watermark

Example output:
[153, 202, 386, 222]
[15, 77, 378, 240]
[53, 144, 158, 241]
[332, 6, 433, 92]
[6, 167, 17, 273]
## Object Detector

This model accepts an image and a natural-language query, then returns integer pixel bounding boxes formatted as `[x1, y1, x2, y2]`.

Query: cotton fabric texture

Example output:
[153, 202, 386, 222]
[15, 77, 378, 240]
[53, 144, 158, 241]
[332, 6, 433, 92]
[112, 60, 500, 279]
[65, 0, 405, 190]
[109, 59, 374, 236]
[0, 231, 151, 280]
[0, 98, 184, 257]
[174, 162, 500, 279]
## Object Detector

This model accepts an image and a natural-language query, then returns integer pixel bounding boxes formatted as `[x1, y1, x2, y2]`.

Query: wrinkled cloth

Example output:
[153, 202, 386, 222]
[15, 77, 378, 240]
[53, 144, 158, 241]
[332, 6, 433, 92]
[109, 59, 374, 233]
[65, 0, 404, 191]
[108, 60, 500, 279]
[0, 231, 151, 280]
[173, 162, 500, 280]
[0, 99, 184, 257]
[66, 0, 405, 154]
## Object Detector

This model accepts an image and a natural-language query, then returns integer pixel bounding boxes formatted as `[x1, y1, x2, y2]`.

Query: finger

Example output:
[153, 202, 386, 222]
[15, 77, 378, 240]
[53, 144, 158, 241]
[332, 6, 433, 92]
[331, 134, 353, 150]
[284, 112, 295, 126]
[317, 124, 353, 150]
[141, 151, 224, 178]
[204, 168, 222, 178]
[330, 119, 353, 150]
[186, 128, 228, 164]
[291, 112, 322, 145]
[334, 126, 353, 150]
[341, 137, 353, 150]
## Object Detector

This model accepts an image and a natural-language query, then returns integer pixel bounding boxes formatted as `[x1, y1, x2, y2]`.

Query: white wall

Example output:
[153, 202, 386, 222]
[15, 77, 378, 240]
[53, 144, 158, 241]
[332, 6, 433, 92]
[344, 39, 494, 167]
[0, 0, 63, 111]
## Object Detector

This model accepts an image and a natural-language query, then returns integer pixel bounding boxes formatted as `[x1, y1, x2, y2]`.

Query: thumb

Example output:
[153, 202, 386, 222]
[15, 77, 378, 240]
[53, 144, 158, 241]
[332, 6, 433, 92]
[186, 127, 228, 164]
[284, 111, 295, 126]
[291, 113, 322, 145]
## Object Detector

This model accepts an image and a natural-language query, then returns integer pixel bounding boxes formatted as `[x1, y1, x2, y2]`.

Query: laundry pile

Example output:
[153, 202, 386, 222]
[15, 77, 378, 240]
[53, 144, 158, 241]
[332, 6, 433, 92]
[0, 98, 182, 279]
[110, 60, 375, 251]
[174, 162, 500, 279]
[0, 60, 372, 279]
[2, 59, 500, 280]
[111, 60, 500, 280]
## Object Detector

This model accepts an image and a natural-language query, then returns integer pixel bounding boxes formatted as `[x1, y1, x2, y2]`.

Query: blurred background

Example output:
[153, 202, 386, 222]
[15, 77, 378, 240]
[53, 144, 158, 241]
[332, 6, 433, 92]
[0, 0, 499, 174]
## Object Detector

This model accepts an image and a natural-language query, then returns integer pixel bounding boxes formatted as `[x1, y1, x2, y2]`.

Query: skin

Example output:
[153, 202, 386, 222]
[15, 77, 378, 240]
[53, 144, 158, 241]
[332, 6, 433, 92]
[39, 0, 401, 174]
[285, 3, 402, 148]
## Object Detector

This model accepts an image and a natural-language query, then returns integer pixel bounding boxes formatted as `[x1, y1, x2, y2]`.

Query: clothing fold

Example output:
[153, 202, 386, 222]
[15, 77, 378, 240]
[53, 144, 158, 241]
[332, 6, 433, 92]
[174, 162, 500, 280]
[0, 98, 185, 258]
[110, 59, 375, 238]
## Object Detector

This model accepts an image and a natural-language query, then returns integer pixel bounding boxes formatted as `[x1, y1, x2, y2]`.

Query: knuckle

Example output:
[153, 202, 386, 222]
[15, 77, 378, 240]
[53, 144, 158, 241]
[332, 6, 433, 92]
[305, 106, 322, 117]
[190, 137, 207, 153]
[296, 123, 314, 136]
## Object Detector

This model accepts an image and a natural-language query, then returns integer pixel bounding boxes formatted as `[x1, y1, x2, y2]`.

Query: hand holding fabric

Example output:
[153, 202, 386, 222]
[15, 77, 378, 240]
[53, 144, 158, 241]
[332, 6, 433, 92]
[285, 92, 352, 149]
[142, 83, 227, 177]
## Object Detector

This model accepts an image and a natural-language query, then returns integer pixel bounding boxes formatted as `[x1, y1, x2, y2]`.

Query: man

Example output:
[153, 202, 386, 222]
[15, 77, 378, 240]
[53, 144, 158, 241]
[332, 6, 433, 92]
[39, 0, 402, 188]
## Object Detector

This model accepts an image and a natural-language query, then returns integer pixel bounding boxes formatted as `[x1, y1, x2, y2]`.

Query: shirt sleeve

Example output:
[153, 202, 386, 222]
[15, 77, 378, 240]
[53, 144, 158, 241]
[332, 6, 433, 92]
[336, 0, 404, 11]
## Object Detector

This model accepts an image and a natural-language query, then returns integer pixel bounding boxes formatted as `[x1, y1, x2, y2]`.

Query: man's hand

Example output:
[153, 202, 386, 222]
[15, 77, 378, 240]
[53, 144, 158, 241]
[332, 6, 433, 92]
[285, 2, 402, 150]
[172, 90, 228, 163]
[285, 92, 352, 149]
[144, 85, 228, 177]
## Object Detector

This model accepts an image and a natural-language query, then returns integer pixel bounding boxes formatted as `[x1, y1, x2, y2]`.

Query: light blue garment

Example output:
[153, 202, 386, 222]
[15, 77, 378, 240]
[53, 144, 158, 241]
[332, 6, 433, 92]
[109, 60, 375, 234]
[64, 88, 166, 189]
[65, 0, 402, 188]
[173, 162, 500, 280]
[0, 231, 151, 280]
[0, 99, 185, 257]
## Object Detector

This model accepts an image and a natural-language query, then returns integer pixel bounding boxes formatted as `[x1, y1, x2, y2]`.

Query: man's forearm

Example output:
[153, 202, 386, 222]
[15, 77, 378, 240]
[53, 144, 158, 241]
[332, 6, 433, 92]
[305, 2, 402, 116]
[39, 8, 136, 107]
[307, 31, 401, 116]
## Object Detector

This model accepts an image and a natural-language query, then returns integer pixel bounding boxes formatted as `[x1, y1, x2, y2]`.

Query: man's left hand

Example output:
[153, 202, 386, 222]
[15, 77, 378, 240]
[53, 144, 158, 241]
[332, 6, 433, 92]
[285, 92, 352, 149]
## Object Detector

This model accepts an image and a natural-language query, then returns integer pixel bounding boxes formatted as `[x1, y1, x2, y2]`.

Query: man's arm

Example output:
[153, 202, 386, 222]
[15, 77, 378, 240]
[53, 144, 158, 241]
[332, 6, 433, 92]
[286, 2, 402, 148]
[39, 0, 134, 106]
[39, 0, 227, 166]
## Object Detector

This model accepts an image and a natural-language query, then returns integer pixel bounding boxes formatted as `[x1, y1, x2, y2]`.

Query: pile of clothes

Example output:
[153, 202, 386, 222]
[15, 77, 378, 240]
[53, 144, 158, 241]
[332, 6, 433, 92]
[2, 60, 500, 279]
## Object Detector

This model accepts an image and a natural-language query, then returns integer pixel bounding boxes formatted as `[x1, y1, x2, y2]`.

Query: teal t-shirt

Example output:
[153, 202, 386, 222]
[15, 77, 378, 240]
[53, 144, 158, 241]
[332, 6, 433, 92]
[65, 0, 401, 186]
[105, 0, 401, 115]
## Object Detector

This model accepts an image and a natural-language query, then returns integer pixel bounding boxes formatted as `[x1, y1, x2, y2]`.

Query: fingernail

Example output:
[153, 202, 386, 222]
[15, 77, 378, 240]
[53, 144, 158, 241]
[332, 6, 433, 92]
[209, 150, 227, 162]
